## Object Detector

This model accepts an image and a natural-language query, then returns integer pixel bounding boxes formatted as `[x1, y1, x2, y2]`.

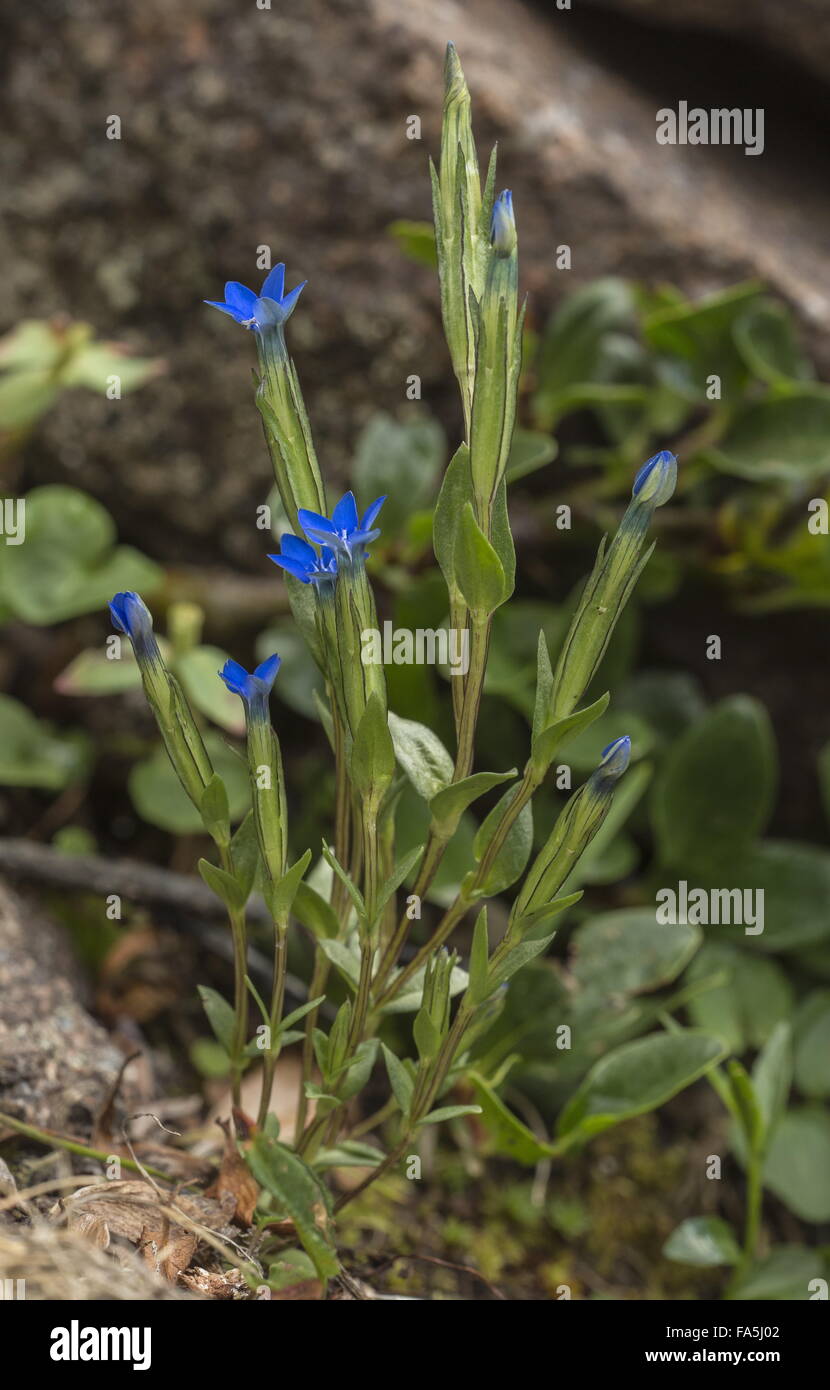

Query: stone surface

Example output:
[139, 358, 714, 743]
[0, 881, 131, 1132]
[3, 0, 829, 562]
[579, 0, 830, 82]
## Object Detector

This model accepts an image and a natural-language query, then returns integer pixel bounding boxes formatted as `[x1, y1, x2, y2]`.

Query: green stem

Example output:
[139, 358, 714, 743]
[0, 1112, 173, 1183]
[258, 922, 288, 1129]
[219, 843, 249, 1107]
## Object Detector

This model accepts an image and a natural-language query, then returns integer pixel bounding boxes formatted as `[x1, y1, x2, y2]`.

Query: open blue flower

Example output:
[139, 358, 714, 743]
[219, 654, 281, 722]
[108, 591, 158, 659]
[205, 263, 306, 334]
[297, 491, 385, 565]
[268, 534, 338, 588]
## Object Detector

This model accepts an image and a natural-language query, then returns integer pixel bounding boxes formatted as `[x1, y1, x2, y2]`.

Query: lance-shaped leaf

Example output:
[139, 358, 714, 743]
[453, 502, 508, 618]
[388, 712, 453, 800]
[247, 1135, 339, 1283]
[430, 768, 516, 838]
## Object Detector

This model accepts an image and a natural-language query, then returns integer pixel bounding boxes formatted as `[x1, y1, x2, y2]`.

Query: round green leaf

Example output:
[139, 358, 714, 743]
[763, 1109, 830, 1223]
[663, 1216, 741, 1268]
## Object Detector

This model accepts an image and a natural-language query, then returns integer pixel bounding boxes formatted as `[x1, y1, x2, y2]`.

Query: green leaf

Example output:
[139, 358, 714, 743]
[433, 442, 473, 598]
[230, 812, 261, 903]
[663, 1216, 741, 1268]
[177, 646, 246, 735]
[198, 858, 245, 914]
[417, 1105, 482, 1126]
[531, 691, 611, 777]
[510, 891, 583, 943]
[727, 1246, 828, 1301]
[313, 1141, 384, 1170]
[246, 1135, 339, 1282]
[0, 485, 162, 625]
[763, 1108, 830, 1222]
[129, 733, 250, 834]
[265, 850, 312, 926]
[557, 1031, 726, 1144]
[467, 908, 490, 1006]
[381, 1043, 414, 1117]
[707, 389, 830, 483]
[350, 692, 395, 797]
[430, 768, 516, 837]
[387, 711, 453, 800]
[570, 909, 701, 999]
[199, 774, 231, 847]
[197, 985, 236, 1054]
[257, 623, 324, 720]
[469, 1072, 556, 1164]
[413, 1007, 442, 1061]
[373, 844, 426, 925]
[0, 693, 90, 790]
[752, 1021, 793, 1140]
[472, 783, 533, 896]
[453, 502, 507, 617]
[533, 278, 638, 428]
[685, 943, 793, 1051]
[320, 843, 367, 929]
[263, 1249, 319, 1294]
[651, 696, 776, 874]
[793, 991, 830, 1099]
[292, 881, 340, 940]
[318, 938, 362, 990]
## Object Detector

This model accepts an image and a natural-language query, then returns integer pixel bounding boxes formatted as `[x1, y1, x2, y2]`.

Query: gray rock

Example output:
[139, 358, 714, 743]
[0, 881, 130, 1132]
[4, 0, 829, 562]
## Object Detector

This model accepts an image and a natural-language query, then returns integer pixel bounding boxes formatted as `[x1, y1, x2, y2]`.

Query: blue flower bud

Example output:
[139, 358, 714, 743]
[591, 734, 632, 787]
[632, 450, 677, 508]
[490, 190, 516, 258]
[109, 590, 155, 653]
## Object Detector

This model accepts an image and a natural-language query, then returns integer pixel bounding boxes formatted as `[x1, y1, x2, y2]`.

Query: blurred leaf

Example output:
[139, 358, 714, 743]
[643, 281, 761, 398]
[388, 711, 453, 800]
[663, 1216, 741, 1268]
[469, 1072, 556, 1164]
[733, 298, 813, 387]
[177, 645, 246, 735]
[55, 643, 145, 696]
[727, 1246, 828, 1301]
[752, 1022, 793, 1140]
[197, 985, 235, 1055]
[0, 485, 162, 624]
[353, 413, 445, 537]
[557, 1031, 726, 1144]
[708, 390, 830, 483]
[651, 696, 776, 874]
[505, 429, 557, 483]
[129, 733, 249, 833]
[387, 219, 438, 269]
[0, 693, 90, 790]
[685, 943, 794, 1051]
[256, 623, 324, 720]
[763, 1109, 830, 1222]
[616, 670, 707, 746]
[712, 841, 830, 952]
[793, 991, 830, 1099]
[0, 372, 60, 429]
[533, 278, 638, 428]
[570, 909, 701, 999]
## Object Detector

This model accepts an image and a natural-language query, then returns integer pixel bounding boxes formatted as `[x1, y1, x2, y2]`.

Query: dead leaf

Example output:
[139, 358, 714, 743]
[53, 1180, 235, 1282]
[179, 1267, 249, 1300]
[205, 1121, 260, 1226]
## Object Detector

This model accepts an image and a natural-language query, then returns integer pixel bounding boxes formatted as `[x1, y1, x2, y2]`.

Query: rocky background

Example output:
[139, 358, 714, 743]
[2, 0, 829, 563]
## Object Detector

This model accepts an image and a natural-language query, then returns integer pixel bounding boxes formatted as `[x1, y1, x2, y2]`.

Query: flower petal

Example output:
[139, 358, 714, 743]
[298, 508, 336, 537]
[254, 653, 282, 689]
[260, 263, 286, 302]
[268, 554, 312, 583]
[204, 300, 248, 323]
[359, 495, 386, 533]
[278, 280, 306, 321]
[332, 491, 359, 534]
[224, 282, 257, 314]
[219, 659, 254, 700]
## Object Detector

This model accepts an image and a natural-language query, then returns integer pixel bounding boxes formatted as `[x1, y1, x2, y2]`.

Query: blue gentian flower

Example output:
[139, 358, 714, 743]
[490, 190, 516, 257]
[297, 491, 386, 565]
[108, 591, 158, 660]
[632, 450, 677, 507]
[205, 263, 306, 335]
[268, 534, 338, 588]
[219, 653, 281, 722]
